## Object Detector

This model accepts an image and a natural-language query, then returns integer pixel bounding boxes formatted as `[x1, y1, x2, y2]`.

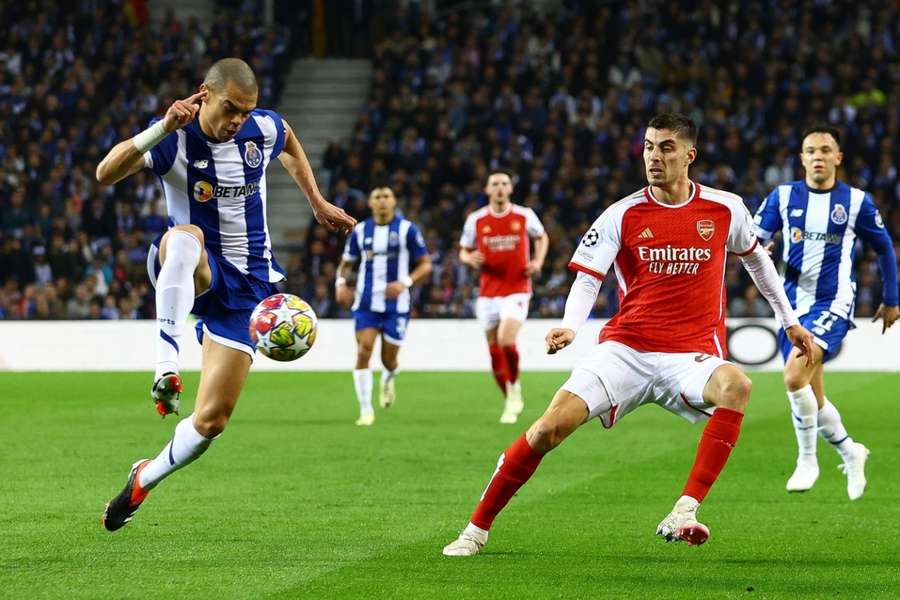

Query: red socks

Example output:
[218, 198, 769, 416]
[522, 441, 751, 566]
[470, 434, 544, 530]
[502, 344, 519, 384]
[488, 344, 509, 392]
[682, 407, 744, 502]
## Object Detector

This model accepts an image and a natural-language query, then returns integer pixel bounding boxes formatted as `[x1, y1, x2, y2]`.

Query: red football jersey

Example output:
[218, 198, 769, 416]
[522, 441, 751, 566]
[568, 183, 758, 356]
[460, 204, 545, 297]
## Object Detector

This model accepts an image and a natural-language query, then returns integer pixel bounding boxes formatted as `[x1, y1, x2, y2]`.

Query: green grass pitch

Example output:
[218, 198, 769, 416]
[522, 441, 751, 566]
[1, 371, 898, 599]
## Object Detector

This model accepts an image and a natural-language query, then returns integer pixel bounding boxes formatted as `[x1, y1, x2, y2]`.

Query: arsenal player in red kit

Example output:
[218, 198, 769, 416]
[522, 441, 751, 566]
[443, 113, 815, 555]
[460, 171, 549, 423]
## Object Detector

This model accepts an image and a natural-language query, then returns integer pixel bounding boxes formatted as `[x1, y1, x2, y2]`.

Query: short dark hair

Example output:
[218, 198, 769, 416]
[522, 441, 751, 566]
[204, 58, 258, 93]
[647, 112, 698, 145]
[800, 123, 841, 148]
[487, 169, 514, 181]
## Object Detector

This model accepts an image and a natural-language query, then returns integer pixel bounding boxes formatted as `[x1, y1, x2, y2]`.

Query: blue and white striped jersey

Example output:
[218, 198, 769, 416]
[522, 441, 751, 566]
[143, 109, 286, 283]
[342, 216, 429, 313]
[754, 180, 898, 319]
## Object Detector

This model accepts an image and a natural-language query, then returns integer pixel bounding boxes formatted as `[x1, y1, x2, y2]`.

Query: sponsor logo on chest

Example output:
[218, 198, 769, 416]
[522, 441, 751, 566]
[636, 244, 713, 276]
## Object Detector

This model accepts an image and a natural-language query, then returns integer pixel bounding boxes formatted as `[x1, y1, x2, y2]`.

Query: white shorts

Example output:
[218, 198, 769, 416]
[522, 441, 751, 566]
[475, 293, 530, 330]
[561, 341, 731, 428]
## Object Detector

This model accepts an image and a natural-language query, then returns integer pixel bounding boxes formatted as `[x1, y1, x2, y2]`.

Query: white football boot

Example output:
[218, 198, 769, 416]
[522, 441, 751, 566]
[656, 496, 710, 546]
[838, 442, 869, 500]
[442, 528, 488, 557]
[786, 456, 820, 492]
[379, 375, 395, 409]
[355, 413, 374, 426]
[499, 381, 523, 424]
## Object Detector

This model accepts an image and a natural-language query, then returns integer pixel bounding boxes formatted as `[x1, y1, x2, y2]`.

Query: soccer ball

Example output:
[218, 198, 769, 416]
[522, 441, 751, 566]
[249, 293, 318, 361]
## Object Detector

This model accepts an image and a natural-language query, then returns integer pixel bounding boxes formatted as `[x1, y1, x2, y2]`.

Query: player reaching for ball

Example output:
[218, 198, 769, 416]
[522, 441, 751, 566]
[442, 113, 815, 555]
[95, 58, 355, 531]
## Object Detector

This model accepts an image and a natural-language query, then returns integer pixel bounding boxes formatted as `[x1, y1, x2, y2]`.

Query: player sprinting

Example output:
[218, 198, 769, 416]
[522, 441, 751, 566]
[754, 124, 898, 500]
[96, 58, 355, 530]
[459, 171, 549, 423]
[335, 186, 432, 425]
[443, 113, 815, 556]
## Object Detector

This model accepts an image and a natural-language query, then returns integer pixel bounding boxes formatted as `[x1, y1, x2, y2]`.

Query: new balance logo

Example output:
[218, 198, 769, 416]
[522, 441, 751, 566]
[192, 159, 209, 169]
[639, 227, 654, 239]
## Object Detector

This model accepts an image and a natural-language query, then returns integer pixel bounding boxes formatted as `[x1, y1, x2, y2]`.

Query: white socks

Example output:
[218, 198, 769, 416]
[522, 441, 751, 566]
[138, 414, 213, 490]
[817, 398, 855, 461]
[787, 386, 818, 461]
[353, 368, 373, 417]
[155, 231, 201, 380]
[381, 367, 396, 384]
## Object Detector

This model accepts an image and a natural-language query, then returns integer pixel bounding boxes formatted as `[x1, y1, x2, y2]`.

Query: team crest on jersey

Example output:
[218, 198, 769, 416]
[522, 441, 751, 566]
[244, 141, 262, 168]
[830, 204, 848, 225]
[510, 221, 521, 232]
[482, 225, 492, 234]
[193, 180, 214, 202]
[389, 231, 400, 245]
[696, 219, 715, 241]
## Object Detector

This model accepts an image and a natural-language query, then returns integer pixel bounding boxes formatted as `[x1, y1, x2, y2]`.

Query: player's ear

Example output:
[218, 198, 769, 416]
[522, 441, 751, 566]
[686, 145, 697, 166]
[834, 150, 843, 166]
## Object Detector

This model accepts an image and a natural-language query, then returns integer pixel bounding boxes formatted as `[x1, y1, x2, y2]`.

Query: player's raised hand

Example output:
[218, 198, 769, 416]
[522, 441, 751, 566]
[872, 303, 899, 334]
[312, 198, 356, 234]
[784, 324, 816, 366]
[162, 90, 208, 133]
[546, 328, 575, 354]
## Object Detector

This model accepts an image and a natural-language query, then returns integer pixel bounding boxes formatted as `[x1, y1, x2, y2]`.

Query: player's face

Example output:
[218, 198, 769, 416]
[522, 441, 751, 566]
[800, 132, 842, 186]
[485, 174, 513, 202]
[368, 187, 397, 221]
[643, 128, 696, 186]
[200, 81, 258, 141]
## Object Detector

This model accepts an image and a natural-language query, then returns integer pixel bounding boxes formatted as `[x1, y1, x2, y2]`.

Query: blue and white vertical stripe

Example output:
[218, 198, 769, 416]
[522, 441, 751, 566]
[143, 109, 286, 283]
[343, 216, 427, 313]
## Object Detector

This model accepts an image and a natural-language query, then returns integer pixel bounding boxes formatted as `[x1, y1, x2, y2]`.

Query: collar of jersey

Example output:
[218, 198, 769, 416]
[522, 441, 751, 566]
[487, 203, 513, 217]
[188, 120, 238, 145]
[644, 181, 698, 208]
[804, 180, 840, 194]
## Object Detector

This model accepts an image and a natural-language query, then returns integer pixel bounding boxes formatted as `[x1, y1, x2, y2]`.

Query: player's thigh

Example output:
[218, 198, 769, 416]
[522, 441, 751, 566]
[700, 362, 752, 411]
[193, 335, 252, 430]
[355, 327, 379, 355]
[526, 388, 590, 451]
[158, 224, 213, 294]
[475, 296, 501, 334]
[497, 294, 529, 345]
[380, 338, 400, 366]
[783, 343, 824, 390]
[652, 352, 731, 422]
[562, 341, 653, 428]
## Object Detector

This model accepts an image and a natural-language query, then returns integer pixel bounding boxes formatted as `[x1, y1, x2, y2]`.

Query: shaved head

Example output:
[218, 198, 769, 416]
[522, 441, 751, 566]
[204, 58, 257, 94]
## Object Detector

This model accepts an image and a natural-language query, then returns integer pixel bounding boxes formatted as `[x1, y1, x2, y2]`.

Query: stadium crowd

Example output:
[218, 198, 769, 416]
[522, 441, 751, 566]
[1, 1, 898, 322]
[306, 0, 900, 320]
[0, 0, 290, 319]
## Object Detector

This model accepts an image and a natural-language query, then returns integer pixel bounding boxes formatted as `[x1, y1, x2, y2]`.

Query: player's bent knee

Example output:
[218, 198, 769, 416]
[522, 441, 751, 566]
[783, 369, 808, 392]
[169, 224, 205, 245]
[720, 372, 752, 411]
[193, 412, 229, 438]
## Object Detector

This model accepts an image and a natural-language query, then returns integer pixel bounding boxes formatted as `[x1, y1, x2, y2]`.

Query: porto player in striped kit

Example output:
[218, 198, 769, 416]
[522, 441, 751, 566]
[755, 124, 898, 499]
[96, 58, 355, 530]
[459, 171, 549, 423]
[336, 186, 432, 425]
[443, 113, 815, 555]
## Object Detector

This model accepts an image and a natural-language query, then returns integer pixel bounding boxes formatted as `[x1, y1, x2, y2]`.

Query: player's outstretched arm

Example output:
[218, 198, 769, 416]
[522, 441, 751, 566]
[278, 119, 355, 234]
[547, 270, 602, 354]
[739, 243, 815, 364]
[96, 90, 207, 186]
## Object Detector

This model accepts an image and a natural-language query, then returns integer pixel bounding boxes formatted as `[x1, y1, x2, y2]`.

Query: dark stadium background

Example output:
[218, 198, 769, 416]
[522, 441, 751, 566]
[1, 0, 897, 322]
